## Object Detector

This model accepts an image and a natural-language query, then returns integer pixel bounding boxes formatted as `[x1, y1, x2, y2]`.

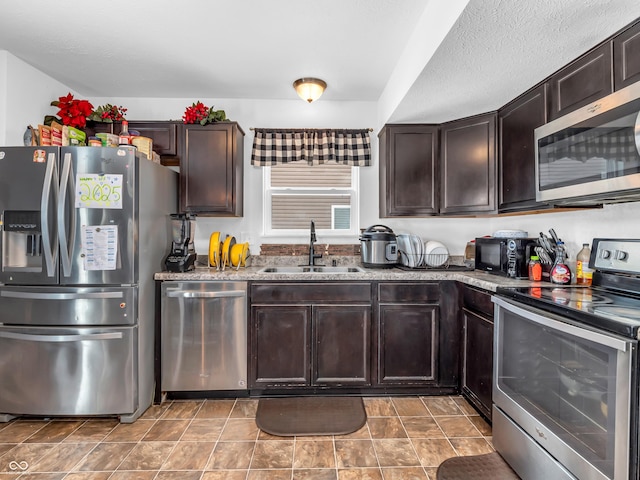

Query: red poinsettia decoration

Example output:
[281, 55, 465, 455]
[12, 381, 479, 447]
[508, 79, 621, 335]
[182, 101, 227, 125]
[88, 104, 128, 123]
[51, 93, 94, 128]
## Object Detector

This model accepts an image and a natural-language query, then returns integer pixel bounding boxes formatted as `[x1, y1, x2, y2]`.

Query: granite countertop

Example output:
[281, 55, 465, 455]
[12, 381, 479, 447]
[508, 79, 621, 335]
[154, 259, 538, 292]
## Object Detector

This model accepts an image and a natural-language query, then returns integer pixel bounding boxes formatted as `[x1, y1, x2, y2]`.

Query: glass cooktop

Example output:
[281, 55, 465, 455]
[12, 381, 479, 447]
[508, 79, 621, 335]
[496, 285, 640, 339]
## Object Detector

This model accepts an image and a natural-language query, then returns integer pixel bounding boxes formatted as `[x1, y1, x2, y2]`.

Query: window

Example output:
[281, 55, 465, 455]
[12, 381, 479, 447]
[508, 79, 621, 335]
[263, 161, 359, 235]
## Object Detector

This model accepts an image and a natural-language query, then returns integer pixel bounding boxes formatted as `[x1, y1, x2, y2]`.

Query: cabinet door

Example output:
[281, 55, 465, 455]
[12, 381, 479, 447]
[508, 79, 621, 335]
[128, 121, 179, 156]
[84, 121, 114, 138]
[379, 124, 439, 216]
[499, 85, 548, 212]
[462, 308, 494, 420]
[548, 42, 613, 121]
[180, 122, 244, 216]
[613, 19, 640, 90]
[377, 304, 438, 385]
[251, 305, 311, 387]
[313, 305, 371, 386]
[440, 113, 496, 215]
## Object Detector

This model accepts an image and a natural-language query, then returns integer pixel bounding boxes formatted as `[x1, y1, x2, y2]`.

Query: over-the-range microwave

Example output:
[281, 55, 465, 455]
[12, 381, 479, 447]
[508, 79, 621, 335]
[534, 80, 640, 205]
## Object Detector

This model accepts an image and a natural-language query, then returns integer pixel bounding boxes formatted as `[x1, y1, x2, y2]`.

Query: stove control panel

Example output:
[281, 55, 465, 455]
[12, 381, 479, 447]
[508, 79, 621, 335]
[592, 239, 640, 274]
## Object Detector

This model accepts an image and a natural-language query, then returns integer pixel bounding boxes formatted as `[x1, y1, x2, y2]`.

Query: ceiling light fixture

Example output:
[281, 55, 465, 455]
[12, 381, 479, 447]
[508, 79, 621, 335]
[293, 78, 327, 103]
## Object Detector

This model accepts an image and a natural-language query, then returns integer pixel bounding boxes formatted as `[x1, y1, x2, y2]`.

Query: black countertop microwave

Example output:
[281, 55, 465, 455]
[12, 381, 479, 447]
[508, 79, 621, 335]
[475, 237, 538, 279]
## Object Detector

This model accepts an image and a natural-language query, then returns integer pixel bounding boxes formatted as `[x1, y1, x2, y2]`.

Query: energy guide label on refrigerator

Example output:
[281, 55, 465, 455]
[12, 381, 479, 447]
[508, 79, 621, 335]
[75, 174, 123, 209]
[81, 225, 118, 270]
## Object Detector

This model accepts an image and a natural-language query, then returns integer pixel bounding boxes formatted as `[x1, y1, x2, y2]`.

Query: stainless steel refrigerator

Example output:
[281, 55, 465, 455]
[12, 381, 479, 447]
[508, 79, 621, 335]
[0, 146, 177, 422]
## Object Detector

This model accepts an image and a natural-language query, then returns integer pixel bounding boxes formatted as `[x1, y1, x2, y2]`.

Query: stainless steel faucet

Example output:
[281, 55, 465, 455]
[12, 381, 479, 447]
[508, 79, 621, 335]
[308, 220, 323, 266]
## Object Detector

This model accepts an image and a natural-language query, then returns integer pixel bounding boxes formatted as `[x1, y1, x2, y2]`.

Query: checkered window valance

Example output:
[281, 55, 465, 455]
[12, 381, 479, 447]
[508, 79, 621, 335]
[251, 128, 371, 166]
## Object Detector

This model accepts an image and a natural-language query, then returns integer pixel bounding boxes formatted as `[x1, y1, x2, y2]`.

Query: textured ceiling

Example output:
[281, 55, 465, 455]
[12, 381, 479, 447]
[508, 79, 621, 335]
[390, 0, 640, 123]
[1, 1, 640, 124]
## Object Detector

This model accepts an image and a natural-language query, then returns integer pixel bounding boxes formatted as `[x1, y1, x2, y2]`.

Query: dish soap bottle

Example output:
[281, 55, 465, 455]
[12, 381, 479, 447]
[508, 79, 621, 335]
[550, 242, 571, 284]
[576, 243, 594, 285]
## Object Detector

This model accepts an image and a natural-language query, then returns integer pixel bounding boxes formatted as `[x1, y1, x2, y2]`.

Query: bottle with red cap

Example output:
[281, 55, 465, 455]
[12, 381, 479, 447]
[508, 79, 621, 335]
[118, 120, 132, 145]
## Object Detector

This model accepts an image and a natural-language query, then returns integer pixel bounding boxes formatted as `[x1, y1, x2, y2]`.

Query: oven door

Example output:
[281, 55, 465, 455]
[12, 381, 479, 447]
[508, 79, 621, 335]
[493, 296, 635, 480]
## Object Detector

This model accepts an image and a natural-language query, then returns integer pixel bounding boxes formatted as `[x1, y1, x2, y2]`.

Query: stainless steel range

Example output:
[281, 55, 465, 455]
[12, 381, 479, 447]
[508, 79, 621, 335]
[493, 238, 640, 480]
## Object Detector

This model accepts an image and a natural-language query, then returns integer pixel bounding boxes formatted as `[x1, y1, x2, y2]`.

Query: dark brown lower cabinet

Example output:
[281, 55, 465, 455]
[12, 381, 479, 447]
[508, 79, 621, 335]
[376, 282, 440, 386]
[249, 283, 372, 389]
[461, 285, 494, 420]
[378, 303, 438, 384]
[251, 305, 311, 386]
[313, 305, 371, 385]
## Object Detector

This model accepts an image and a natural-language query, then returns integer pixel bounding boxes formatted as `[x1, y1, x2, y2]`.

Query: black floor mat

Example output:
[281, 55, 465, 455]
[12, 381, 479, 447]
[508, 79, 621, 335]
[255, 396, 367, 437]
[436, 452, 520, 479]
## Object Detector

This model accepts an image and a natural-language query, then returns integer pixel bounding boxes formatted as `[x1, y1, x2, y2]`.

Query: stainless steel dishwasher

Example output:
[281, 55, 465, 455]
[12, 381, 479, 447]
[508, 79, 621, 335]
[161, 281, 247, 391]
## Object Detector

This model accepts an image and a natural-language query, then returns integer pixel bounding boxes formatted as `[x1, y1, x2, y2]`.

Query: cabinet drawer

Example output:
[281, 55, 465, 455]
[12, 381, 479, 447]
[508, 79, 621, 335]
[251, 282, 372, 304]
[378, 282, 439, 303]
[462, 285, 494, 318]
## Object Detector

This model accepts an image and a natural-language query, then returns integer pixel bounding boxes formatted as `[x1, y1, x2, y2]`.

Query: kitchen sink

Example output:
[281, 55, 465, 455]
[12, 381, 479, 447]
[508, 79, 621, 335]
[258, 266, 366, 274]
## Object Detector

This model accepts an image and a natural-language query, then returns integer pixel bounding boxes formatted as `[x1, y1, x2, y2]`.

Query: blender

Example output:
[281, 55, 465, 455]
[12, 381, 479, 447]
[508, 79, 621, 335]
[164, 213, 197, 272]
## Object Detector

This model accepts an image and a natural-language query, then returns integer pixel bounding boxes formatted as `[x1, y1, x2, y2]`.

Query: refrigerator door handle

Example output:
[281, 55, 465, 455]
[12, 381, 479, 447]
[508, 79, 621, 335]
[58, 153, 77, 277]
[0, 331, 123, 342]
[0, 290, 124, 300]
[40, 152, 59, 277]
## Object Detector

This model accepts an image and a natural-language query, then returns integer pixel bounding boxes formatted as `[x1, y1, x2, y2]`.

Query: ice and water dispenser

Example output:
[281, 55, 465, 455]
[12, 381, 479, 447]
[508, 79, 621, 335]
[2, 210, 43, 273]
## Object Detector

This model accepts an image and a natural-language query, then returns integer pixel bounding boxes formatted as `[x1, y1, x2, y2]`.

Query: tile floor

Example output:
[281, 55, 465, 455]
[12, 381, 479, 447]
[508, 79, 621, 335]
[0, 395, 493, 480]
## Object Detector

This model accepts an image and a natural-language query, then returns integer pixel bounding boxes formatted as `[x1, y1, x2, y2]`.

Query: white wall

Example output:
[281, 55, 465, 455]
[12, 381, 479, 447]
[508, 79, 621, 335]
[0, 51, 7, 146]
[0, 51, 76, 146]
[86, 96, 380, 255]
[94, 95, 640, 260]
[2, 53, 638, 260]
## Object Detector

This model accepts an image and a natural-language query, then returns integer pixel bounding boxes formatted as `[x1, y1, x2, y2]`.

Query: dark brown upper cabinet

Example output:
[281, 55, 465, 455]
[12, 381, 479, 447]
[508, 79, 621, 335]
[84, 120, 180, 166]
[547, 42, 613, 121]
[128, 121, 179, 156]
[440, 113, 497, 215]
[614, 19, 640, 90]
[378, 124, 439, 217]
[498, 84, 548, 213]
[179, 122, 244, 216]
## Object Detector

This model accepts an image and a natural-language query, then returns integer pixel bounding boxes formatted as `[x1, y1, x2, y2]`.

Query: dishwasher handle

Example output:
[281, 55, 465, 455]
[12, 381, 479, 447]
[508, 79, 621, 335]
[165, 289, 246, 299]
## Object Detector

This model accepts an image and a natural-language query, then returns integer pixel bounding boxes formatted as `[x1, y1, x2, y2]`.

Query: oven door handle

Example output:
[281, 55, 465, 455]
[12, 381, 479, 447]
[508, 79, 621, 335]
[635, 110, 640, 156]
[0, 331, 123, 342]
[492, 296, 629, 351]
